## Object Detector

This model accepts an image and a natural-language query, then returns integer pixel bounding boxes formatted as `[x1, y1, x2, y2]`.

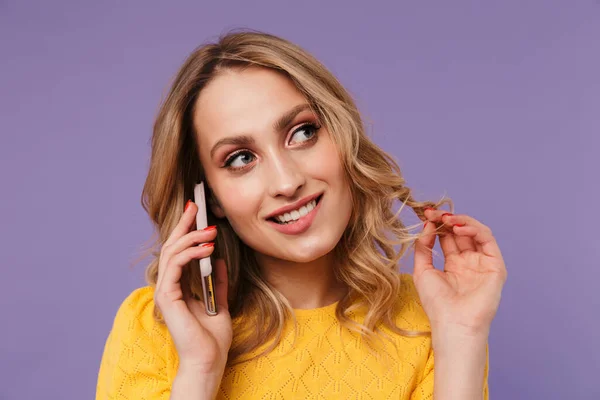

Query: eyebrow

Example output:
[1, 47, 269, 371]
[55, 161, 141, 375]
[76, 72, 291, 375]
[209, 103, 312, 159]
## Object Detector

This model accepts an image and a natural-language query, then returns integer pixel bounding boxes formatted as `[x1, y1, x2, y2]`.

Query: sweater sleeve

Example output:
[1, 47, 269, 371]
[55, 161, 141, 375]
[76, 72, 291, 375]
[96, 286, 178, 400]
[398, 274, 490, 399]
[409, 340, 490, 400]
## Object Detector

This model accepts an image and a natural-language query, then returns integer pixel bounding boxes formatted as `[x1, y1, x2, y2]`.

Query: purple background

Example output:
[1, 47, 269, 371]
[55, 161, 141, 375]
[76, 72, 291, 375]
[1, 1, 598, 399]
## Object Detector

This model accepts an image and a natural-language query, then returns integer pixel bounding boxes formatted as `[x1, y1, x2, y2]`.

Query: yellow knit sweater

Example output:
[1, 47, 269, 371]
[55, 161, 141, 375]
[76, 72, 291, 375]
[96, 274, 489, 399]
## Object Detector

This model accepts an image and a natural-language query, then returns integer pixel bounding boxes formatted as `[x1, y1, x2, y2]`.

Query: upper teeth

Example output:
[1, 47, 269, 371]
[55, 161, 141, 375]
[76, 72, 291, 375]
[275, 199, 317, 223]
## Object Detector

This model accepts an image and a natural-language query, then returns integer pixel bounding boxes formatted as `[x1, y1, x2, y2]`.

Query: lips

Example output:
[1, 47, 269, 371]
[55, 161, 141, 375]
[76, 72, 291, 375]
[265, 192, 323, 221]
[268, 194, 323, 223]
[266, 194, 323, 235]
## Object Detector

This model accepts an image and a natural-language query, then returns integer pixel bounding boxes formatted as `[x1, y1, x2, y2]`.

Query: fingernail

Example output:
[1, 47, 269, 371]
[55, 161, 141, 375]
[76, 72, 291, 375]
[184, 200, 192, 212]
[423, 221, 428, 229]
[455, 223, 466, 227]
[425, 207, 435, 212]
[202, 225, 217, 231]
[441, 212, 453, 220]
[201, 242, 215, 248]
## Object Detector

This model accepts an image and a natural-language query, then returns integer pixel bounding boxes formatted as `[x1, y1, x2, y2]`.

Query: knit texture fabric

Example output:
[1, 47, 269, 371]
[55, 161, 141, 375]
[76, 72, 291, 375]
[96, 273, 489, 399]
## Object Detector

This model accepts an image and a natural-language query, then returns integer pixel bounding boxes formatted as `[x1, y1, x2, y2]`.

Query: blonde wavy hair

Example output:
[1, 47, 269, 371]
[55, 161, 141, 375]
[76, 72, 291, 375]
[136, 28, 453, 366]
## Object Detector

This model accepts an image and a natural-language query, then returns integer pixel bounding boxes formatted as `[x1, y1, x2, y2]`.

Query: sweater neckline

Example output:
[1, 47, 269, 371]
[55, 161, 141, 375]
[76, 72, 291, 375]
[292, 300, 339, 318]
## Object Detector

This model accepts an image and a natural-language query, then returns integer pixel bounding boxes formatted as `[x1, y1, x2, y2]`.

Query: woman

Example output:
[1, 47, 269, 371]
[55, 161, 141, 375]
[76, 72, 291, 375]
[96, 29, 506, 399]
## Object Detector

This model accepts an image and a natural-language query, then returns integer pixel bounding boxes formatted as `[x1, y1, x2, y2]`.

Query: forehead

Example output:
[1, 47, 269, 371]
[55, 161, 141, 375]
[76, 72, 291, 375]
[193, 67, 306, 141]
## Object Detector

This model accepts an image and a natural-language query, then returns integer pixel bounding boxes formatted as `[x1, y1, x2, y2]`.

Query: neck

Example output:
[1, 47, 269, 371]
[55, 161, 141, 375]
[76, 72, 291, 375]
[255, 251, 347, 310]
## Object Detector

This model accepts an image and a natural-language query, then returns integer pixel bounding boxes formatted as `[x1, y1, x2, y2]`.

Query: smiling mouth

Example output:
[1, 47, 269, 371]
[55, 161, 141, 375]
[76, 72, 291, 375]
[268, 194, 323, 225]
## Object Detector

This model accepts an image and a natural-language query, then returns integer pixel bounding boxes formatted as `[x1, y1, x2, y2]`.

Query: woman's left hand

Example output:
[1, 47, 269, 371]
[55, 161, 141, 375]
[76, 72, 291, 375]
[413, 208, 508, 338]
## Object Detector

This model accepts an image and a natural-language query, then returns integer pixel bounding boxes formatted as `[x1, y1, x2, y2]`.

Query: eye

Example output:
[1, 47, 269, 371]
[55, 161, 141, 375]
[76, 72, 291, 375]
[223, 150, 256, 170]
[221, 122, 321, 172]
[289, 122, 320, 145]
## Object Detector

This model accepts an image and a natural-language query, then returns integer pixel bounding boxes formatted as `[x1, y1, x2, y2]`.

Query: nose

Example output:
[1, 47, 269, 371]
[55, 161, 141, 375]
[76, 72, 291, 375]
[266, 151, 305, 198]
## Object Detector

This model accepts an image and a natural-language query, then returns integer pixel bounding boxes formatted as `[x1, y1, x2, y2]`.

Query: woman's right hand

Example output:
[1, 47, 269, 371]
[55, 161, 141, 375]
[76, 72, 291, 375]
[154, 200, 232, 377]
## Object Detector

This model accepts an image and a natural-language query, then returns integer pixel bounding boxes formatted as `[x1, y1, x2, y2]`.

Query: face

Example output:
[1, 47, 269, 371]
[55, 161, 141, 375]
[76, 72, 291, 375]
[193, 67, 353, 265]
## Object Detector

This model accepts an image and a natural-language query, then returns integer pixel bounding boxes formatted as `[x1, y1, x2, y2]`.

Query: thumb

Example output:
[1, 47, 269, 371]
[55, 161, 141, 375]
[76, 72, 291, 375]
[213, 259, 229, 312]
[413, 221, 436, 280]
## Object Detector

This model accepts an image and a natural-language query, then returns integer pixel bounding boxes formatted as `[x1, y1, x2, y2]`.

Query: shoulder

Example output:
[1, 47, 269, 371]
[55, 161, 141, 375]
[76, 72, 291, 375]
[111, 286, 158, 332]
[395, 273, 431, 332]
[96, 286, 177, 399]
[106, 285, 173, 352]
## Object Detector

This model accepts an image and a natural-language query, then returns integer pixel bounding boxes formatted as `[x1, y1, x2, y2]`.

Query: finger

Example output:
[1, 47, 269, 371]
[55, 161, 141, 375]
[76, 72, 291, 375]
[442, 213, 500, 257]
[450, 219, 502, 259]
[163, 200, 198, 248]
[159, 244, 215, 297]
[158, 228, 217, 285]
[437, 227, 460, 256]
[425, 210, 460, 256]
[167, 228, 218, 258]
[158, 201, 199, 284]
[413, 221, 437, 280]
[213, 259, 229, 311]
[439, 213, 476, 252]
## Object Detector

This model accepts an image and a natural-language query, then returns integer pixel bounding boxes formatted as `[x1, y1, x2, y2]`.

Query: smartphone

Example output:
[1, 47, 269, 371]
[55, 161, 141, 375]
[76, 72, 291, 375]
[193, 181, 218, 316]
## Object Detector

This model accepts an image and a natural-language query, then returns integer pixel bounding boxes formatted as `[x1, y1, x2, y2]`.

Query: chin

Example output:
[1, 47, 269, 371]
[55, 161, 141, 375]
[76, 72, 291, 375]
[270, 233, 340, 264]
[282, 249, 329, 264]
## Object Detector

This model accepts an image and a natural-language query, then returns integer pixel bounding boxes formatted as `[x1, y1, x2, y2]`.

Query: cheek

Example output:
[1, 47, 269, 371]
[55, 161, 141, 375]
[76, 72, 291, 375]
[218, 181, 262, 222]
[305, 134, 345, 179]
[318, 136, 353, 211]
